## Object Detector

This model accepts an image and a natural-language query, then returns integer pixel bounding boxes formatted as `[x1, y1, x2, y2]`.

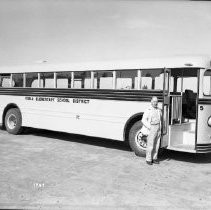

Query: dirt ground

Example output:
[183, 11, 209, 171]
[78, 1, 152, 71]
[0, 127, 211, 209]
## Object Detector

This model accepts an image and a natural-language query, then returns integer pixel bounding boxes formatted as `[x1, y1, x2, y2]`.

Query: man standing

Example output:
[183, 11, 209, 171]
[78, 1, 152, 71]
[141, 96, 162, 165]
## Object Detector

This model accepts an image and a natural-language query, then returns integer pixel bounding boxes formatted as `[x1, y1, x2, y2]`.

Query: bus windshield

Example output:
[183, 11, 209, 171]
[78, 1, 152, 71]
[203, 69, 211, 96]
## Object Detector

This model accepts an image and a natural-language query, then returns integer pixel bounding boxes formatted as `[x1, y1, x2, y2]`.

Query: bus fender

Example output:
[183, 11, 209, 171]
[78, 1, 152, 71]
[123, 112, 143, 142]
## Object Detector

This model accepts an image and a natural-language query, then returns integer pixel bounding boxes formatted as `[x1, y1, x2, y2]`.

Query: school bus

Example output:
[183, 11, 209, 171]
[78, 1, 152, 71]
[0, 56, 211, 156]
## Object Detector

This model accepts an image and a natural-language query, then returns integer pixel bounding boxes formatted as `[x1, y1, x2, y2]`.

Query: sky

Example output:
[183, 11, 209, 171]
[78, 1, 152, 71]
[0, 0, 211, 66]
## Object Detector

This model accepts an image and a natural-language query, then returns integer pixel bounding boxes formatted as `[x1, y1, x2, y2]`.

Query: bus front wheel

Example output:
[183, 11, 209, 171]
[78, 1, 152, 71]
[129, 120, 147, 157]
[5, 108, 23, 135]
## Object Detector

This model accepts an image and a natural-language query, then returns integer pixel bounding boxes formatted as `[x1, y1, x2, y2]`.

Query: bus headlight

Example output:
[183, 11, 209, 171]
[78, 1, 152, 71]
[208, 117, 211, 127]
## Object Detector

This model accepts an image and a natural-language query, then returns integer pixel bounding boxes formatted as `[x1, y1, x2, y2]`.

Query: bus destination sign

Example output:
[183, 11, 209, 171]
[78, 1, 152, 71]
[25, 96, 90, 104]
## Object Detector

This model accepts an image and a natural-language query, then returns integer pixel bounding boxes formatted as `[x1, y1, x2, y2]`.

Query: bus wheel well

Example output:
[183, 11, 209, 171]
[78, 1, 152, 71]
[2, 103, 20, 129]
[124, 113, 143, 143]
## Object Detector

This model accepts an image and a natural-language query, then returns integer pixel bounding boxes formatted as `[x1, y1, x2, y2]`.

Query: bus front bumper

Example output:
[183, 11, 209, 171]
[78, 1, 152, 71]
[196, 144, 211, 153]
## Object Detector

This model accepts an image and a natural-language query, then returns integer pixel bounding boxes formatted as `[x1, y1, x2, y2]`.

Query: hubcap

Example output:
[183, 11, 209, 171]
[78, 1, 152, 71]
[135, 130, 147, 150]
[7, 114, 17, 130]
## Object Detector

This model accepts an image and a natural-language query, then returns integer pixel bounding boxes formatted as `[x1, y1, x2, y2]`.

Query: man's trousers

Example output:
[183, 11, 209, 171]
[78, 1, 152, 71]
[146, 124, 161, 162]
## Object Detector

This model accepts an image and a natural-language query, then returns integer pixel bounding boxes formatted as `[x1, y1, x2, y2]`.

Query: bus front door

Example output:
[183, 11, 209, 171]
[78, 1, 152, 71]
[167, 68, 198, 152]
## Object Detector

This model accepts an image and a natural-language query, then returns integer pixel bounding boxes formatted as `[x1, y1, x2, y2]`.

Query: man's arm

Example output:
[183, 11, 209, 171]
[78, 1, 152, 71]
[159, 109, 162, 134]
[142, 109, 151, 129]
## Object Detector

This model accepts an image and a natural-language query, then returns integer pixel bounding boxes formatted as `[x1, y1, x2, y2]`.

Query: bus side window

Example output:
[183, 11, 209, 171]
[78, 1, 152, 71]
[40, 72, 54, 88]
[141, 69, 163, 90]
[0, 74, 11, 88]
[26, 73, 38, 88]
[73, 71, 91, 89]
[56, 72, 71, 88]
[94, 71, 113, 89]
[12, 73, 24, 87]
[116, 70, 137, 90]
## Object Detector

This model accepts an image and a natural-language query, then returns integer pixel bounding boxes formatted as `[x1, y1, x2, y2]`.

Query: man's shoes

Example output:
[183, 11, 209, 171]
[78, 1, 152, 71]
[153, 159, 159, 164]
[146, 161, 153, 165]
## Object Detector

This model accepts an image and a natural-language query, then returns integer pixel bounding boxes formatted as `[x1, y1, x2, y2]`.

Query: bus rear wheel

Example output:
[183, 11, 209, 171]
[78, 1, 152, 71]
[5, 108, 23, 135]
[129, 120, 147, 157]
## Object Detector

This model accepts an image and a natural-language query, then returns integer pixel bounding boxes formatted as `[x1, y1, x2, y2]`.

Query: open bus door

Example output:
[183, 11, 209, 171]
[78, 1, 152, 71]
[161, 68, 170, 148]
[167, 68, 198, 152]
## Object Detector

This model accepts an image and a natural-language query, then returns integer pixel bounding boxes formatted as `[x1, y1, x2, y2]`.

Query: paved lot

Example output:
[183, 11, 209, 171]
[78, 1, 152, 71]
[0, 127, 211, 209]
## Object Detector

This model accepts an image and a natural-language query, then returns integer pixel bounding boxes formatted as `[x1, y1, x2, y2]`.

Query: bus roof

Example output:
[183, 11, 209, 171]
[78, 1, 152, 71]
[0, 56, 210, 74]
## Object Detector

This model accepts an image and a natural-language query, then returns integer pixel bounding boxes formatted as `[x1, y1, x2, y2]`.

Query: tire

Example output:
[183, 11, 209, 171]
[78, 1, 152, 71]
[5, 108, 23, 135]
[129, 120, 147, 157]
